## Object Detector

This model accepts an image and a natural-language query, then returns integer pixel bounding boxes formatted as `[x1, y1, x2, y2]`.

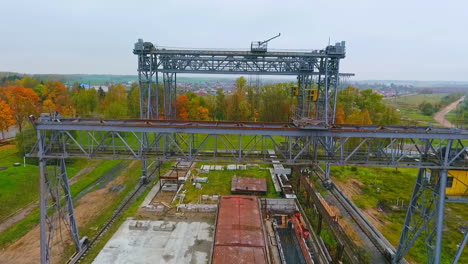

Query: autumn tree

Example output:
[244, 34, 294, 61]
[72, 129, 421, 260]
[42, 99, 57, 114]
[40, 81, 74, 116]
[188, 95, 210, 120]
[4, 86, 40, 131]
[226, 91, 251, 121]
[226, 77, 251, 121]
[72, 88, 99, 116]
[19, 76, 40, 89]
[0, 100, 15, 138]
[128, 85, 140, 118]
[196, 106, 210, 120]
[214, 89, 226, 120]
[361, 109, 373, 125]
[236, 76, 247, 92]
[176, 94, 190, 120]
[100, 84, 128, 118]
[335, 105, 345, 124]
[345, 109, 362, 124]
[258, 83, 291, 122]
[336, 86, 399, 125]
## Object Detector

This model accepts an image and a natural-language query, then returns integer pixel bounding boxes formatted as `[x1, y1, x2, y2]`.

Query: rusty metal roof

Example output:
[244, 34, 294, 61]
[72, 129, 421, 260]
[213, 246, 268, 264]
[213, 196, 268, 264]
[231, 177, 267, 194]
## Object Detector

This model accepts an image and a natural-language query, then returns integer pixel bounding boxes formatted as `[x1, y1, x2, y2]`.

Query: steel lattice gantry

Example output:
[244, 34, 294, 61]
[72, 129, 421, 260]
[30, 117, 468, 264]
[133, 39, 347, 122]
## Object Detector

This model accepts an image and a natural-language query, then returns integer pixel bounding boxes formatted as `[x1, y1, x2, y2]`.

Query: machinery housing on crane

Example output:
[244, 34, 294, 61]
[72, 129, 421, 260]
[251, 33, 281, 52]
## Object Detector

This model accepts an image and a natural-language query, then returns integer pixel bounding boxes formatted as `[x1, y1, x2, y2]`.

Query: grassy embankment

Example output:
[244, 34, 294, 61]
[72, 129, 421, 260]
[384, 93, 448, 124]
[0, 142, 125, 248]
[330, 166, 468, 264]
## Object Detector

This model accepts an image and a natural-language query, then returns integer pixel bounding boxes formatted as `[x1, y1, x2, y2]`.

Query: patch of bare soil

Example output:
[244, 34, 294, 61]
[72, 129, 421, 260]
[0, 161, 138, 264]
[362, 208, 388, 230]
[334, 178, 363, 199]
[336, 178, 389, 230]
[434, 96, 465, 128]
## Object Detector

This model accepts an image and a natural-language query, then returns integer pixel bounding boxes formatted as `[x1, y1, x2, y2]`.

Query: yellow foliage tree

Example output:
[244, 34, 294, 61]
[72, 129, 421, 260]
[361, 109, 373, 125]
[196, 106, 210, 121]
[43, 99, 56, 114]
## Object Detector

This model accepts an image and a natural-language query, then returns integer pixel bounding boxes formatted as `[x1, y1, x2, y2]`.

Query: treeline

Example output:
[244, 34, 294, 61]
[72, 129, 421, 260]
[418, 92, 465, 116]
[175, 78, 400, 125]
[176, 77, 293, 122]
[0, 76, 401, 138]
[0, 77, 141, 137]
[335, 86, 400, 125]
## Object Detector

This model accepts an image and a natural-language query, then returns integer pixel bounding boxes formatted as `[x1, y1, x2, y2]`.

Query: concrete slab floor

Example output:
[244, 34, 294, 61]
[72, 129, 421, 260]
[93, 219, 214, 264]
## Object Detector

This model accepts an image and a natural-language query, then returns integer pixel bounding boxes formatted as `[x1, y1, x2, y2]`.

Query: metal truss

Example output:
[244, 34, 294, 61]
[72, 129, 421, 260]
[37, 130, 83, 264]
[29, 118, 468, 170]
[133, 39, 350, 121]
[393, 138, 454, 264]
[394, 140, 467, 264]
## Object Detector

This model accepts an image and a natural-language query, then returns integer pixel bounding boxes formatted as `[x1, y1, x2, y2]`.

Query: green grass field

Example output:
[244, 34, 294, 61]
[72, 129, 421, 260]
[330, 166, 468, 264]
[179, 164, 281, 203]
[0, 141, 133, 248]
[0, 144, 96, 220]
[385, 93, 448, 123]
[0, 159, 125, 247]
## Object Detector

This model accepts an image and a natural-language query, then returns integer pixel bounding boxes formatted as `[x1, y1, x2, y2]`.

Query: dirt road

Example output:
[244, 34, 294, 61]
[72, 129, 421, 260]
[0, 161, 138, 264]
[0, 166, 95, 234]
[434, 96, 465, 128]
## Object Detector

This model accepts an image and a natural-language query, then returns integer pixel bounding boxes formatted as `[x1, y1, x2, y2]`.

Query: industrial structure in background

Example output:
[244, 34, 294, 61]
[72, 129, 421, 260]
[133, 37, 350, 122]
[28, 37, 467, 264]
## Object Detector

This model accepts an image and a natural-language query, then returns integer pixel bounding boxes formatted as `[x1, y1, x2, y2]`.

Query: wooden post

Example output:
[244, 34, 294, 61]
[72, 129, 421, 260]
[335, 243, 344, 263]
[317, 213, 323, 235]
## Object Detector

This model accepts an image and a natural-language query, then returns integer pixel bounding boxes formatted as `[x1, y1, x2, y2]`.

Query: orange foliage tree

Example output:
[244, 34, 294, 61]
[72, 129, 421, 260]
[0, 100, 15, 138]
[176, 94, 189, 120]
[335, 105, 345, 124]
[5, 86, 40, 131]
[43, 81, 74, 115]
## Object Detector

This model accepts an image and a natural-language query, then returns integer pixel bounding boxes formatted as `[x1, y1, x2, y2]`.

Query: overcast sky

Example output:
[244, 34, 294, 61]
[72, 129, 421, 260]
[1, 0, 467, 81]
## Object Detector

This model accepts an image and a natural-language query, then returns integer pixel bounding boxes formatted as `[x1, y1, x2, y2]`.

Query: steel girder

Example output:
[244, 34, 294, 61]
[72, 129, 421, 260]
[28, 119, 468, 169]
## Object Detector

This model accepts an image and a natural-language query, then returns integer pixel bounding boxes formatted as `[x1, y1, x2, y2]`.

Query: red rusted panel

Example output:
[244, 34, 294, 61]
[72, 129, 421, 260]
[231, 177, 267, 194]
[213, 246, 267, 264]
[213, 195, 268, 264]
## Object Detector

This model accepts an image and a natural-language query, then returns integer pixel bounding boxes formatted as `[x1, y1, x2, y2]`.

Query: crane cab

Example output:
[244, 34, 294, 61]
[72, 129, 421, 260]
[446, 170, 468, 196]
[432, 169, 468, 196]
[251, 33, 281, 53]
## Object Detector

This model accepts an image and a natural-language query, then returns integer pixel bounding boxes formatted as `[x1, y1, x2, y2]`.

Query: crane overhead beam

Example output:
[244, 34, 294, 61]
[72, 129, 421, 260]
[28, 118, 468, 169]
